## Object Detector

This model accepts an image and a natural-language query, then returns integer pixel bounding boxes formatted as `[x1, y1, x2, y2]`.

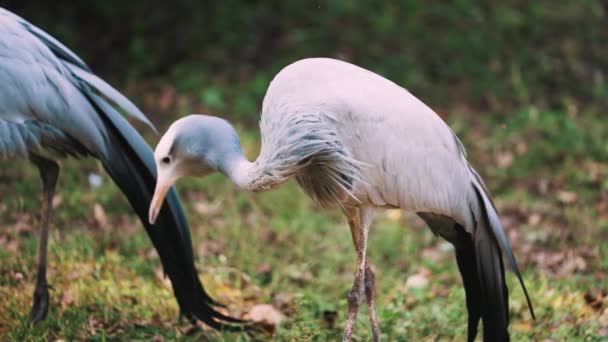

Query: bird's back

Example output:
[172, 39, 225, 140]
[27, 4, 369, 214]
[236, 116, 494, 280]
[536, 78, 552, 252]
[261, 58, 475, 225]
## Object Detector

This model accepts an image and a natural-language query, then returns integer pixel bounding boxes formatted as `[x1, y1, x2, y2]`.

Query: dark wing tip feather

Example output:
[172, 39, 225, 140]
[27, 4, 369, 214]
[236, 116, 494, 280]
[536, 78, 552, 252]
[472, 183, 536, 320]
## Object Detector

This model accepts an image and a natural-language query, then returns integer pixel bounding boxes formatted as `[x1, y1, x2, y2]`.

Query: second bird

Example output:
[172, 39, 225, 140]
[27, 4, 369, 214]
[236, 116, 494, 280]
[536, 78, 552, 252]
[148, 58, 535, 342]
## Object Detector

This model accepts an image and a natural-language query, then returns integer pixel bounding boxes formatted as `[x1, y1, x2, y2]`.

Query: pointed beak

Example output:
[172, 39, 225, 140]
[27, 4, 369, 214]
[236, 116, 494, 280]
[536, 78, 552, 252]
[149, 173, 174, 225]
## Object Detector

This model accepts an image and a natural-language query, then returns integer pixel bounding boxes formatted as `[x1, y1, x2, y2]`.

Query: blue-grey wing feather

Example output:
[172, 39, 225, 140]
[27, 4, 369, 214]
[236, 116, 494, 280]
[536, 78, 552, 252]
[0, 7, 155, 159]
[67, 64, 156, 132]
[0, 8, 90, 71]
[0, 120, 89, 159]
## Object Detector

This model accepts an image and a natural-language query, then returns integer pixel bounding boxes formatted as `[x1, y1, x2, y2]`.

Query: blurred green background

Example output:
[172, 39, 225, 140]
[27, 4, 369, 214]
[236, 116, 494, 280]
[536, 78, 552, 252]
[5, 0, 608, 112]
[0, 1, 606, 341]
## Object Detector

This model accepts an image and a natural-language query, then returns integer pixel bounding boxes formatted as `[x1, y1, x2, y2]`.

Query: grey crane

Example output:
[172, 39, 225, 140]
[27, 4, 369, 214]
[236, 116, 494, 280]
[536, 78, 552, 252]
[0, 8, 243, 329]
[148, 58, 535, 341]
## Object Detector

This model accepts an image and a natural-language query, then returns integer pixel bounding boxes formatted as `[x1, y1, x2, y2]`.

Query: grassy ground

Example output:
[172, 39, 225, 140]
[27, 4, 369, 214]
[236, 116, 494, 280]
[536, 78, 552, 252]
[0, 101, 606, 340]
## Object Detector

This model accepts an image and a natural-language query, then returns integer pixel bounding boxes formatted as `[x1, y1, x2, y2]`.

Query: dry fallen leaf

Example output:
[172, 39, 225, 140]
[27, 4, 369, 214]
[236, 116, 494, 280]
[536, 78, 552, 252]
[247, 304, 283, 332]
[558, 190, 577, 204]
[155, 267, 172, 288]
[584, 289, 607, 312]
[512, 321, 533, 333]
[152, 335, 165, 342]
[194, 200, 223, 216]
[52, 195, 62, 209]
[93, 203, 109, 230]
[527, 213, 542, 226]
[405, 274, 429, 289]
[496, 151, 514, 168]
[12, 271, 24, 282]
[274, 292, 295, 313]
[61, 291, 77, 307]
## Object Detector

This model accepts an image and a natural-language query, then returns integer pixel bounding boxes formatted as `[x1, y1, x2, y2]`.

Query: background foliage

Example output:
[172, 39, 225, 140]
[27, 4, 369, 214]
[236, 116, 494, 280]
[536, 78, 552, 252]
[0, 1, 606, 341]
[5, 0, 608, 111]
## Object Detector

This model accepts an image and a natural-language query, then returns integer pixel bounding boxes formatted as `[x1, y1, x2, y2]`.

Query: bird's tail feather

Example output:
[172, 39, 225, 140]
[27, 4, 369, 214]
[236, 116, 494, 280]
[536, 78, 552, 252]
[471, 185, 510, 341]
[417, 211, 504, 342]
[471, 178, 535, 320]
[84, 90, 246, 330]
[451, 229, 483, 342]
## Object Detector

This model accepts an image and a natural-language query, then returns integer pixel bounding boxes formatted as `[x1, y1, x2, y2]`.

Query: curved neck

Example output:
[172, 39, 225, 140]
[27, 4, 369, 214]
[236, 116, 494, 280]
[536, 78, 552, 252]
[221, 147, 288, 192]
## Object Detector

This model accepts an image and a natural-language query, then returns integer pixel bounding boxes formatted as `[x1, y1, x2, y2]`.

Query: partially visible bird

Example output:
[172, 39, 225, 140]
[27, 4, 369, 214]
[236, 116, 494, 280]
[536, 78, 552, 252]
[149, 58, 535, 341]
[0, 8, 242, 329]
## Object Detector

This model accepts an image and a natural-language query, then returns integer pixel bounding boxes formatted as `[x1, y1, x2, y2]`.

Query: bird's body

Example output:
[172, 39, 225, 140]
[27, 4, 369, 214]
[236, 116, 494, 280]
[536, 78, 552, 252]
[258, 59, 471, 220]
[0, 8, 242, 329]
[150, 58, 535, 341]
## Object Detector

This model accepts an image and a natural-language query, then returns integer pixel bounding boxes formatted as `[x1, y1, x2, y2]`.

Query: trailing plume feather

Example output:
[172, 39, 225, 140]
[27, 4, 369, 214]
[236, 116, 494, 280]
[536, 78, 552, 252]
[257, 108, 363, 206]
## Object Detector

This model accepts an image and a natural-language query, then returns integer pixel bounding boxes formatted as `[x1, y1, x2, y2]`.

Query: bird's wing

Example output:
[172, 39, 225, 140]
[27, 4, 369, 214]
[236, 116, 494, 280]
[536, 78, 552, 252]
[0, 7, 244, 329]
[0, 8, 154, 137]
[263, 58, 472, 221]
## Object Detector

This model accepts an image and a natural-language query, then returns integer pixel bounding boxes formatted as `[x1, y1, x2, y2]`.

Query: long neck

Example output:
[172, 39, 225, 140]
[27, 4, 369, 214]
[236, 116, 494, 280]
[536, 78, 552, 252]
[221, 147, 290, 193]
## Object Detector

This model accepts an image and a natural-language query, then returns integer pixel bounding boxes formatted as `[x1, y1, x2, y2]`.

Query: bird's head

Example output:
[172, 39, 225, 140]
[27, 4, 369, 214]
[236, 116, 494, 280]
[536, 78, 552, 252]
[148, 114, 243, 224]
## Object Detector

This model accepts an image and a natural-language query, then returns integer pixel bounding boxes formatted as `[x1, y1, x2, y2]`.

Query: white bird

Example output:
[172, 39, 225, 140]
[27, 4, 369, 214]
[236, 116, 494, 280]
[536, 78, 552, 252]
[148, 58, 535, 341]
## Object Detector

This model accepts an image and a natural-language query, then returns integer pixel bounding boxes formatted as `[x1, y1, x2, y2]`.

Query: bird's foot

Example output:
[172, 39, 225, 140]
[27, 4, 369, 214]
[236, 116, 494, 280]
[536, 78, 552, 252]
[364, 265, 381, 342]
[30, 282, 50, 323]
[342, 278, 365, 342]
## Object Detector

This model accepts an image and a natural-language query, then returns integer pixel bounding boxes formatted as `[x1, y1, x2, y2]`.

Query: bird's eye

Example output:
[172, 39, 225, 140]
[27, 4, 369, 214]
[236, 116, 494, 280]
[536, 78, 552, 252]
[161, 156, 171, 164]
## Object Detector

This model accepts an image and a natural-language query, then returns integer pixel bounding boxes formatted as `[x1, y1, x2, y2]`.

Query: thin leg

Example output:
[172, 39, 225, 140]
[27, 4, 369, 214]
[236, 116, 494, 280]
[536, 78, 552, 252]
[364, 264, 381, 342]
[29, 155, 59, 323]
[342, 207, 377, 342]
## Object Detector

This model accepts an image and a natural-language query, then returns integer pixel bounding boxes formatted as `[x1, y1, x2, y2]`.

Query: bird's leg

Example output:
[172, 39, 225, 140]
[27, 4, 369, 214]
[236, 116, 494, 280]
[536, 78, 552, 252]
[364, 264, 381, 342]
[29, 155, 59, 323]
[342, 207, 377, 342]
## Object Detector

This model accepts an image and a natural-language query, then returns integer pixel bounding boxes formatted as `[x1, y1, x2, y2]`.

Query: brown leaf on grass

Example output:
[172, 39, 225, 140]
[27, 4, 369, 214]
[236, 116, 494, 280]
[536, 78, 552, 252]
[61, 291, 77, 307]
[93, 203, 110, 231]
[152, 335, 166, 342]
[532, 249, 589, 277]
[257, 262, 273, 275]
[197, 240, 225, 257]
[274, 292, 295, 314]
[527, 213, 542, 226]
[430, 284, 450, 298]
[0, 235, 20, 253]
[88, 316, 104, 334]
[246, 304, 283, 332]
[496, 151, 514, 168]
[155, 267, 172, 289]
[512, 321, 533, 333]
[515, 142, 528, 156]
[557, 190, 577, 204]
[286, 266, 313, 285]
[194, 200, 223, 216]
[12, 271, 24, 282]
[10, 213, 33, 236]
[52, 194, 62, 208]
[405, 267, 431, 289]
[584, 289, 607, 312]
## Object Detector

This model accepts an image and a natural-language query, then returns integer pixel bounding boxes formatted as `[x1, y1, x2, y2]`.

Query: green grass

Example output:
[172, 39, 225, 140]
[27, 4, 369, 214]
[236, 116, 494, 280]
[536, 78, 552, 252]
[0, 108, 606, 341]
